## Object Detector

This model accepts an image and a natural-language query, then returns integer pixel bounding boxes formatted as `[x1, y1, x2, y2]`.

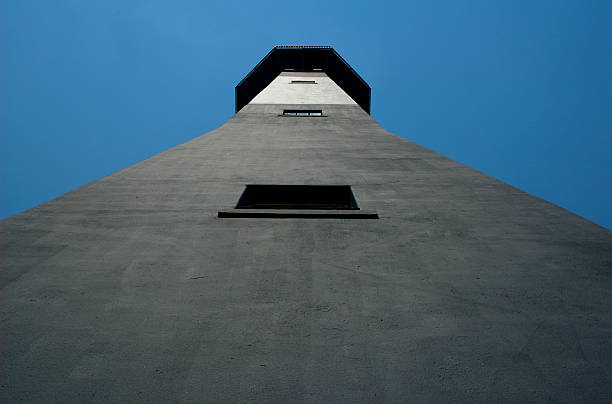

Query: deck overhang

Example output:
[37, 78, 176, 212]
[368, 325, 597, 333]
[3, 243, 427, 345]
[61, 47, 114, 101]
[235, 46, 371, 114]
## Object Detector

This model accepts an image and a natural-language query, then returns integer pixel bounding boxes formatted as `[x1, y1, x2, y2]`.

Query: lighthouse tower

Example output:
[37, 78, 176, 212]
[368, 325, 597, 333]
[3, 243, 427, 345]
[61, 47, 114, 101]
[1, 46, 611, 403]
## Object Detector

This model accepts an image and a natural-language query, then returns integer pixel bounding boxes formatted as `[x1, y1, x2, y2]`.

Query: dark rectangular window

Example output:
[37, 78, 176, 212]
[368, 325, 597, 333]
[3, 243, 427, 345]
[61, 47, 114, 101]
[283, 109, 323, 117]
[290, 80, 317, 84]
[218, 185, 378, 218]
[235, 185, 359, 210]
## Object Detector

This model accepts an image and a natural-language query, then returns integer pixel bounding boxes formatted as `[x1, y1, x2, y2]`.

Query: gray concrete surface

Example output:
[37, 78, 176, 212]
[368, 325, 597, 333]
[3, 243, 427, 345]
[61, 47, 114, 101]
[250, 72, 357, 106]
[1, 103, 611, 403]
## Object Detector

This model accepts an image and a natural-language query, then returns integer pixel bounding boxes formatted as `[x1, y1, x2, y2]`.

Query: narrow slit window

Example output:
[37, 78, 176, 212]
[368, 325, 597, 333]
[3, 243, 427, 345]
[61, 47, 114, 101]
[283, 109, 323, 117]
[290, 80, 317, 84]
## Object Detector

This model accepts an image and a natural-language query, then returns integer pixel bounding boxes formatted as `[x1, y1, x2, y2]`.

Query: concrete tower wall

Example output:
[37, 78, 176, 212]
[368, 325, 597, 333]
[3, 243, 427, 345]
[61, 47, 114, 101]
[1, 58, 611, 401]
[250, 72, 357, 105]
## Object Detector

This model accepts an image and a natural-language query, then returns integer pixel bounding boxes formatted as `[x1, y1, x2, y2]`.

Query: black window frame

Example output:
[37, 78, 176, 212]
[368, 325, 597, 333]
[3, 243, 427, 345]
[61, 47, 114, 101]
[282, 109, 324, 117]
[235, 185, 359, 210]
[218, 184, 378, 219]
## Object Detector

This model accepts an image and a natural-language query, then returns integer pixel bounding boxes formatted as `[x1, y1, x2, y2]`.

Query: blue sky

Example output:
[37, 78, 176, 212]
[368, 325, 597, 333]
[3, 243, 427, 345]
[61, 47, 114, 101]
[1, 0, 611, 229]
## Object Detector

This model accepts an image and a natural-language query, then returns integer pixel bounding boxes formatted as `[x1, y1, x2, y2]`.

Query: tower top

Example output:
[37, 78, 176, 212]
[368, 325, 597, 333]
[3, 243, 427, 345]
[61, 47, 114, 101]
[235, 46, 371, 114]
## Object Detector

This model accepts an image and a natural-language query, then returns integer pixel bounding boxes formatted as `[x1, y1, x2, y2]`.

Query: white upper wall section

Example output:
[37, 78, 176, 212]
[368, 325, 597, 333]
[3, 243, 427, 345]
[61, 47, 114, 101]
[249, 72, 357, 105]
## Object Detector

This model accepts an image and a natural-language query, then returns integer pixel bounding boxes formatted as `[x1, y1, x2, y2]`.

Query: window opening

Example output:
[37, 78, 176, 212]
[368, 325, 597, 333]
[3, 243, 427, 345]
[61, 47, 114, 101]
[290, 80, 317, 84]
[283, 109, 323, 117]
[218, 185, 378, 219]
[235, 185, 358, 210]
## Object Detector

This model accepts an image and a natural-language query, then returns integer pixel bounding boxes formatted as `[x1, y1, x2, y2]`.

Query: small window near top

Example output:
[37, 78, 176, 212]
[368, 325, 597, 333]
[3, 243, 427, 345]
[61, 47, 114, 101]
[283, 109, 323, 117]
[290, 80, 317, 84]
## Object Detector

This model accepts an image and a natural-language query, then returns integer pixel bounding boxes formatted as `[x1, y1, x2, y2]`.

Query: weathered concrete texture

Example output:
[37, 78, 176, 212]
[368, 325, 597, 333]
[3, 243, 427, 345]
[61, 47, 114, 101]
[1, 104, 611, 403]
